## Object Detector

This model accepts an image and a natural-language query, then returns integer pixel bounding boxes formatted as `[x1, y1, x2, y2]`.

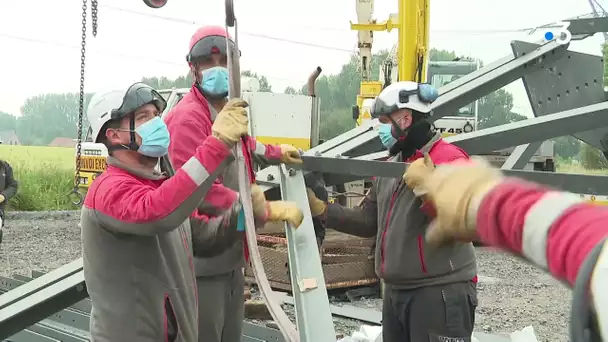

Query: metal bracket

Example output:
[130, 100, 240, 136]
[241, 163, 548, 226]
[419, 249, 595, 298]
[278, 166, 336, 341]
[501, 142, 543, 170]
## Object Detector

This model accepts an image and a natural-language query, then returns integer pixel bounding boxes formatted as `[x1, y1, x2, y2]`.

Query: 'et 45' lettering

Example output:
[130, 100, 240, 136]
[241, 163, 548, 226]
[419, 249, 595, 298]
[435, 127, 463, 134]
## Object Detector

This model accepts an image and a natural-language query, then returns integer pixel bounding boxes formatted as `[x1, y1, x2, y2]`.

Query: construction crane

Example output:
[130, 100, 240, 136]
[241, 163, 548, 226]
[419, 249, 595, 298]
[350, 0, 430, 126]
[588, 0, 608, 41]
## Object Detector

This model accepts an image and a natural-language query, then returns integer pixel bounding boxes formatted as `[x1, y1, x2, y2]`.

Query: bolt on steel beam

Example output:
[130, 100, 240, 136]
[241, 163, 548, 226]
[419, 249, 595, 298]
[278, 165, 336, 342]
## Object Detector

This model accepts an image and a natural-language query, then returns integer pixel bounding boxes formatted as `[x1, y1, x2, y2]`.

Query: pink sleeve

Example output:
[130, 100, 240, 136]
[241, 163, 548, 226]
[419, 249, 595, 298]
[476, 179, 608, 286]
[167, 118, 238, 211]
[87, 136, 233, 235]
[246, 136, 282, 161]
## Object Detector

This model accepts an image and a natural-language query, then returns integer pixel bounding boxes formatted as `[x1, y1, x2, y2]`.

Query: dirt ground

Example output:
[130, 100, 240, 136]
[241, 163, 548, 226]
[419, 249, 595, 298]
[0, 213, 570, 341]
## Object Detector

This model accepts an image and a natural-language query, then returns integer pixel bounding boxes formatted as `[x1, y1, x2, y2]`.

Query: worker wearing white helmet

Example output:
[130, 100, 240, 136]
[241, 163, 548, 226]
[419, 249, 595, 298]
[307, 81, 478, 342]
[403, 154, 608, 342]
[80, 82, 279, 341]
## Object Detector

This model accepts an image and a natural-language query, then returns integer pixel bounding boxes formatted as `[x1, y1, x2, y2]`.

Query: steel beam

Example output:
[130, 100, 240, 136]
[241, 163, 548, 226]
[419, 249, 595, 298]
[501, 142, 543, 170]
[292, 156, 608, 195]
[429, 40, 569, 120]
[446, 102, 608, 154]
[0, 270, 87, 340]
[278, 165, 336, 341]
[565, 16, 608, 40]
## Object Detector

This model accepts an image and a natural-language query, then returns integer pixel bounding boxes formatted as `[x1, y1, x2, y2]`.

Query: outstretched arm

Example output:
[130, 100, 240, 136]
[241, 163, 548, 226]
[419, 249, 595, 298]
[88, 136, 234, 236]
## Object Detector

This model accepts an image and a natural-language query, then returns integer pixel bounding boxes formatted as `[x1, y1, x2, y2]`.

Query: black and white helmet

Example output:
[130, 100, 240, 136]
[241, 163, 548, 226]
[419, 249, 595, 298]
[370, 81, 439, 118]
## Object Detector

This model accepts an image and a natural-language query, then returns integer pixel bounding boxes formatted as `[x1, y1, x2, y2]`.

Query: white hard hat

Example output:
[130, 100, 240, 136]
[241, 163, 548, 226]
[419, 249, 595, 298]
[87, 82, 166, 143]
[370, 81, 439, 118]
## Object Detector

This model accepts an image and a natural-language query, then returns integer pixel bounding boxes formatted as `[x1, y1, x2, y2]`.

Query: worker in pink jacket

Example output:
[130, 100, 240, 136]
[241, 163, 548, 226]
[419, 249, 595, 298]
[164, 25, 304, 342]
[403, 155, 608, 342]
[80, 82, 272, 341]
[307, 81, 477, 342]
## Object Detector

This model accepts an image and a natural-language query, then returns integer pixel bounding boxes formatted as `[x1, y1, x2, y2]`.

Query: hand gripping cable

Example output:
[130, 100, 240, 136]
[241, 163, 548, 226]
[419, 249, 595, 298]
[224, 1, 299, 341]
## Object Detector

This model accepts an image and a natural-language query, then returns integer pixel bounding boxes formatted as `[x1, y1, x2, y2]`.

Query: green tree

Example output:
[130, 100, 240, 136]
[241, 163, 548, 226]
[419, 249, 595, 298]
[141, 75, 192, 89]
[241, 70, 272, 92]
[553, 136, 580, 160]
[284, 86, 298, 95]
[0, 111, 17, 131]
[17, 93, 92, 145]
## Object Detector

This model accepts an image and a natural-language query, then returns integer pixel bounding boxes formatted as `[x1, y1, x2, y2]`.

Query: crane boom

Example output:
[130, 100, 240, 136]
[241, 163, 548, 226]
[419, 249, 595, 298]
[351, 0, 431, 126]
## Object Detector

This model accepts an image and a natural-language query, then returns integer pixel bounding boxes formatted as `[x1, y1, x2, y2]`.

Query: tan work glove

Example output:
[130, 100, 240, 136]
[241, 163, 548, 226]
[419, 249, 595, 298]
[251, 184, 304, 228]
[279, 144, 303, 165]
[306, 188, 327, 217]
[0, 194, 5, 204]
[251, 184, 268, 220]
[402, 154, 435, 200]
[403, 155, 503, 246]
[267, 201, 304, 228]
[211, 98, 249, 147]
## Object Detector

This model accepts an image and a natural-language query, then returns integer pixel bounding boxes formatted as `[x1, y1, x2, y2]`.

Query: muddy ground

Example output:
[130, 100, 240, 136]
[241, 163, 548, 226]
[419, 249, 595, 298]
[0, 213, 570, 341]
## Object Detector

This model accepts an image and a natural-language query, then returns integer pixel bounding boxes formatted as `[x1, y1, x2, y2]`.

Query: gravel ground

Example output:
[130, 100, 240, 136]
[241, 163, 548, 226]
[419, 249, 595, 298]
[0, 214, 570, 341]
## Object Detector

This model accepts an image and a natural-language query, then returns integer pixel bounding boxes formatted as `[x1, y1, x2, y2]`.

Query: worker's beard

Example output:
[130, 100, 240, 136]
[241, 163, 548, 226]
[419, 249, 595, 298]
[388, 119, 433, 159]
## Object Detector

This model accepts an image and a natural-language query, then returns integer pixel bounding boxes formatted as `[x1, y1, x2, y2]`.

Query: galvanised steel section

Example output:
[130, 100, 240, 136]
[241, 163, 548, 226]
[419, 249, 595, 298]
[0, 271, 87, 340]
[446, 102, 608, 154]
[278, 164, 336, 341]
[512, 40, 608, 151]
[429, 40, 569, 120]
[294, 155, 608, 195]
[565, 16, 608, 40]
[500, 142, 543, 170]
[0, 273, 294, 342]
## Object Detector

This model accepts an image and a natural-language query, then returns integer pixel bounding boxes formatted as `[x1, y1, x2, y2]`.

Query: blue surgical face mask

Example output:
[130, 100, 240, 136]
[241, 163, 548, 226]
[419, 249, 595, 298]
[135, 116, 170, 158]
[201, 66, 229, 96]
[378, 124, 397, 150]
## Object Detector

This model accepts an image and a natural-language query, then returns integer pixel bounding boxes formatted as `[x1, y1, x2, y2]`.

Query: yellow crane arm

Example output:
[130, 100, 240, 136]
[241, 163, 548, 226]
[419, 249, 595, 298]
[398, 0, 430, 82]
[351, 0, 430, 126]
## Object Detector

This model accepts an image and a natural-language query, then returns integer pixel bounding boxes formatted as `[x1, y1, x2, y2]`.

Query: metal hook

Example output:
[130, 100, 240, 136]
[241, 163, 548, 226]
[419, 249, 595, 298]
[67, 189, 84, 206]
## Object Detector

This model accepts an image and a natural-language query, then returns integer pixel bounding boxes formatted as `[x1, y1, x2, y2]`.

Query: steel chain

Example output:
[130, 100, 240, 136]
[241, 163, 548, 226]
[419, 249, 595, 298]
[91, 0, 98, 37]
[70, 0, 90, 206]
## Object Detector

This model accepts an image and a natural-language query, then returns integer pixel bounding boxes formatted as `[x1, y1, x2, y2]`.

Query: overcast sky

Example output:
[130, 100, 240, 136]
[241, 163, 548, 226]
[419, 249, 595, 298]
[0, 0, 604, 118]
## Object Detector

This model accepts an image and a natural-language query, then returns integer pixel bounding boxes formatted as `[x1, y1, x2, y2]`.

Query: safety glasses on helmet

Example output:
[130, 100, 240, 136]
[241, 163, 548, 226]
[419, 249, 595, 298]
[110, 83, 167, 120]
[187, 35, 241, 63]
[371, 83, 439, 118]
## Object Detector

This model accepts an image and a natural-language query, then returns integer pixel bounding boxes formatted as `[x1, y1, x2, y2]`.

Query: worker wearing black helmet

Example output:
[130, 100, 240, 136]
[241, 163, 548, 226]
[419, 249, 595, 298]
[306, 81, 478, 342]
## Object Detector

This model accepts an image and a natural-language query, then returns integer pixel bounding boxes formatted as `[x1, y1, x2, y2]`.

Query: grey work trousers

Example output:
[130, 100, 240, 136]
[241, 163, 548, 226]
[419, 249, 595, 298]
[196, 269, 245, 342]
[382, 281, 478, 342]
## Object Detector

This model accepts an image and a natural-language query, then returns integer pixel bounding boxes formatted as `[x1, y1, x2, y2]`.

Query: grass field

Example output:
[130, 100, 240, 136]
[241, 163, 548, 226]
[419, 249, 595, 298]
[0, 145, 76, 211]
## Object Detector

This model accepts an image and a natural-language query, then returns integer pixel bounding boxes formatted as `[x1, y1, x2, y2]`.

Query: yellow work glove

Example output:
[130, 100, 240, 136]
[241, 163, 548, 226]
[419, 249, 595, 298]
[402, 154, 435, 200]
[211, 98, 249, 147]
[0, 194, 5, 204]
[306, 188, 327, 217]
[279, 144, 302, 165]
[403, 155, 503, 246]
[251, 184, 304, 228]
[266, 201, 304, 228]
[250, 184, 268, 219]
